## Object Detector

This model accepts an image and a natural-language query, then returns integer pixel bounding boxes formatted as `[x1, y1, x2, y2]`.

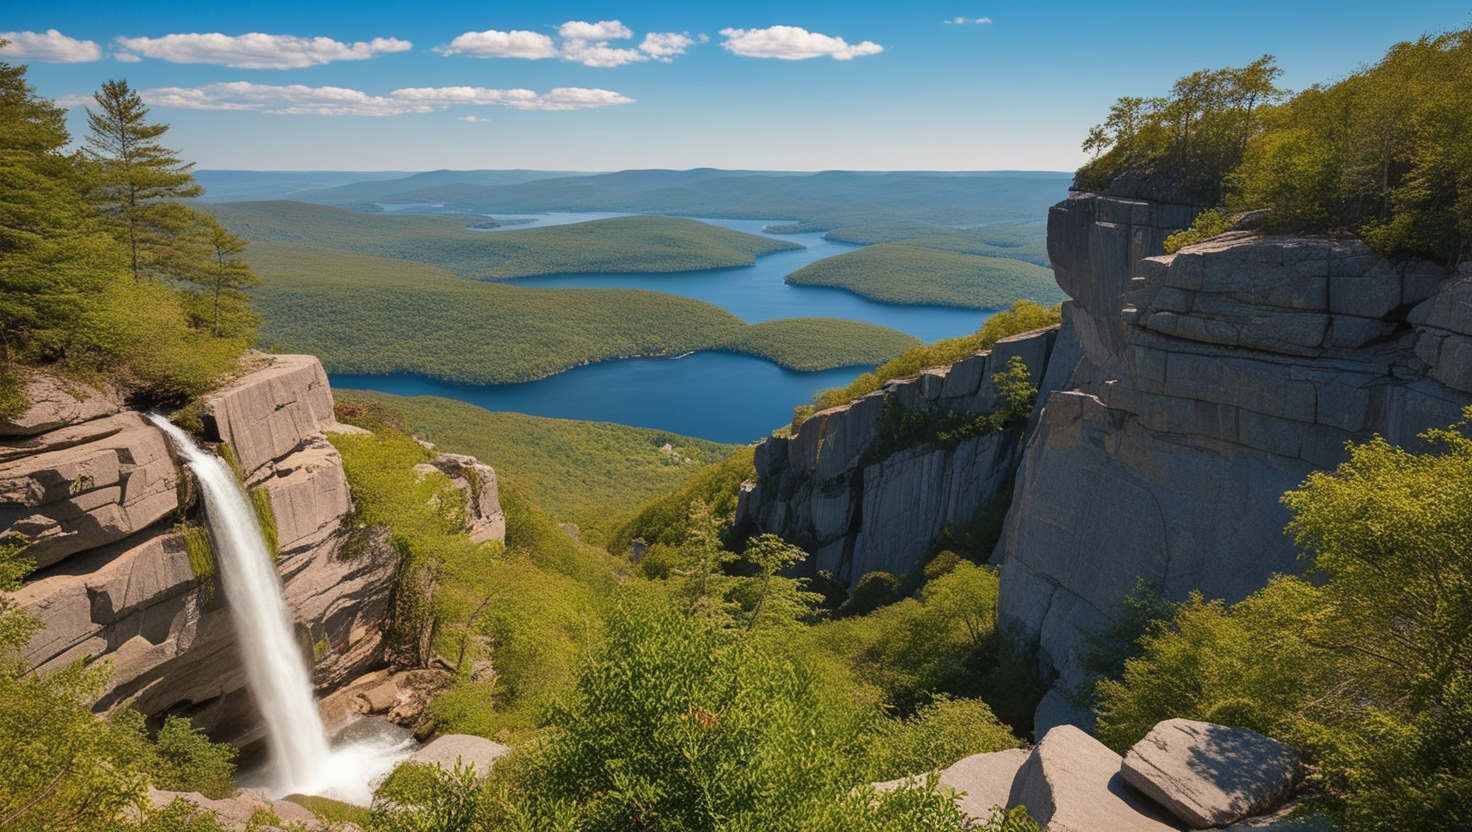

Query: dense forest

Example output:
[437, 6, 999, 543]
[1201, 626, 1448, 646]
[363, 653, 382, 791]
[0, 64, 256, 415]
[248, 241, 921, 383]
[1078, 27, 1471, 262]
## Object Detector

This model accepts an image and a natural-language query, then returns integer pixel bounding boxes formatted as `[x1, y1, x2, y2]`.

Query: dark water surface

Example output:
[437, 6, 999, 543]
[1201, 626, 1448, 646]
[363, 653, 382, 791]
[333, 353, 882, 445]
[335, 214, 1000, 442]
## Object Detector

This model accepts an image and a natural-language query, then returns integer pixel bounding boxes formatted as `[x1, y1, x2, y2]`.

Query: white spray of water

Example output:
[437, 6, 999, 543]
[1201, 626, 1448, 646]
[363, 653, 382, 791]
[150, 416, 331, 794]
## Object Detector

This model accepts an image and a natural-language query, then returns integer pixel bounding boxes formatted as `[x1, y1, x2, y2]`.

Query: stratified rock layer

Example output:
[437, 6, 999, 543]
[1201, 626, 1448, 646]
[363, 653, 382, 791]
[737, 328, 1057, 585]
[8, 355, 396, 743]
[996, 193, 1472, 727]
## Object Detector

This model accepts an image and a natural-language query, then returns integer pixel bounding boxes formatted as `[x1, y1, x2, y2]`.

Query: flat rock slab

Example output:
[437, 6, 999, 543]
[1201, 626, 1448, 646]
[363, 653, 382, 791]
[1122, 719, 1300, 829]
[148, 788, 323, 831]
[1008, 724, 1181, 832]
[409, 734, 510, 777]
[0, 374, 121, 437]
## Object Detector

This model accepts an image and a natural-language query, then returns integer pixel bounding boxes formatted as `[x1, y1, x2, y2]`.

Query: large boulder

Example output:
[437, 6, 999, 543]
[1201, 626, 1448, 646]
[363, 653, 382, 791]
[943, 748, 1031, 821]
[423, 453, 505, 544]
[202, 354, 337, 474]
[147, 788, 328, 831]
[409, 734, 510, 776]
[1121, 719, 1301, 829]
[1007, 725, 1181, 832]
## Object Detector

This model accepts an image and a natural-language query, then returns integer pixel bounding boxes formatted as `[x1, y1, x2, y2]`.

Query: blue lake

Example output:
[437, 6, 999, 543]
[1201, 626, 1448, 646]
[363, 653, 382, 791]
[332, 353, 876, 445]
[335, 214, 1003, 442]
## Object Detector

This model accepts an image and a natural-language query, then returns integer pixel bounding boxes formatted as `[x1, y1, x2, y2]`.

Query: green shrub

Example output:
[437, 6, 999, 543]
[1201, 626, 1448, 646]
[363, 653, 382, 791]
[1162, 208, 1234, 253]
[865, 695, 1023, 780]
[152, 716, 238, 799]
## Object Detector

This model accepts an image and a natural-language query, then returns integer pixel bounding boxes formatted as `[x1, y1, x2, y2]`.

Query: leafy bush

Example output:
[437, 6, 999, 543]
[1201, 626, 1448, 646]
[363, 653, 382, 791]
[1162, 208, 1234, 253]
[865, 695, 1023, 780]
[152, 716, 238, 799]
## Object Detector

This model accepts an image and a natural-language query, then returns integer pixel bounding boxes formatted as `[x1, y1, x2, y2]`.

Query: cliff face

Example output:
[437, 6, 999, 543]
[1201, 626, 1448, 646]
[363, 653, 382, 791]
[6, 355, 396, 744]
[736, 328, 1057, 586]
[999, 193, 1472, 729]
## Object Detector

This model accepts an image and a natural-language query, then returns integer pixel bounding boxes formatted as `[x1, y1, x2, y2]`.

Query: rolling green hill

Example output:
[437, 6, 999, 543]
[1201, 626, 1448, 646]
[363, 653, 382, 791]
[249, 241, 920, 383]
[784, 235, 1063, 309]
[333, 391, 741, 541]
[207, 202, 802, 280]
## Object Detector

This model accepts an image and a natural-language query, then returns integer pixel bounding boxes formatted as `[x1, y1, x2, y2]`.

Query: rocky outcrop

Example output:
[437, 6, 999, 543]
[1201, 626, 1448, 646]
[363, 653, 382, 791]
[147, 788, 335, 832]
[8, 355, 397, 744]
[1007, 725, 1181, 832]
[1121, 719, 1301, 829]
[0, 374, 122, 438]
[415, 454, 505, 545]
[996, 193, 1471, 729]
[736, 328, 1057, 585]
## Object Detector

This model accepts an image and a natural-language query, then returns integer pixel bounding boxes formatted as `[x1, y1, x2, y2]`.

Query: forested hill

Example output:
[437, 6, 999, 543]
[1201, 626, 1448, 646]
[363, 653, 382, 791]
[205, 202, 800, 279]
[261, 169, 1072, 243]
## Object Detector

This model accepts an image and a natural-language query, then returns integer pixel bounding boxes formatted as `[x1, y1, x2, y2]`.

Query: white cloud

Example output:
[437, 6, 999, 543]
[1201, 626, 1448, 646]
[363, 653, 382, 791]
[440, 20, 696, 67]
[0, 29, 102, 63]
[558, 20, 633, 41]
[639, 32, 695, 62]
[54, 93, 97, 109]
[112, 33, 412, 69]
[944, 17, 993, 25]
[435, 29, 558, 59]
[394, 86, 635, 111]
[718, 26, 882, 60]
[138, 82, 634, 116]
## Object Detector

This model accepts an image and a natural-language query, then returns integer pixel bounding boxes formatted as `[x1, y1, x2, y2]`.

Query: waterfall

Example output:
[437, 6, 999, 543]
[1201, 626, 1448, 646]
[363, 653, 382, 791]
[150, 416, 330, 793]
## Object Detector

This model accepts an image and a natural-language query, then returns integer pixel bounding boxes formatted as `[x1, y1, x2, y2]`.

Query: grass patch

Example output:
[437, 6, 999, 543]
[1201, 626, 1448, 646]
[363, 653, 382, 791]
[177, 525, 215, 582]
[249, 488, 278, 559]
[333, 391, 739, 544]
[248, 241, 919, 384]
[282, 794, 371, 826]
[207, 204, 801, 279]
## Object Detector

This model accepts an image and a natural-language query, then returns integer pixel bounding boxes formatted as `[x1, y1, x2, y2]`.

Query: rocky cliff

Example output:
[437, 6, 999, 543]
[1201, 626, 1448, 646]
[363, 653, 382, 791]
[735, 328, 1057, 586]
[4, 355, 395, 744]
[998, 193, 1472, 730]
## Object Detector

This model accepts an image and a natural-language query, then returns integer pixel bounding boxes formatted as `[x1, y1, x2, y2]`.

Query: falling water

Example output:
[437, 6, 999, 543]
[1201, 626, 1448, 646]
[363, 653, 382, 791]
[149, 415, 331, 793]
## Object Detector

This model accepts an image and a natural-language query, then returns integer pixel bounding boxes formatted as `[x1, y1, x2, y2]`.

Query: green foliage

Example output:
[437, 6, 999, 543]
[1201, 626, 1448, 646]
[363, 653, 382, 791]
[207, 204, 801, 279]
[331, 425, 614, 740]
[0, 57, 252, 403]
[248, 488, 278, 560]
[334, 391, 738, 544]
[933, 490, 1013, 565]
[0, 533, 34, 590]
[1086, 29, 1472, 261]
[177, 524, 215, 582]
[282, 794, 372, 827]
[247, 241, 918, 384]
[483, 604, 970, 831]
[865, 696, 1023, 781]
[804, 301, 1060, 419]
[839, 572, 907, 618]
[1162, 208, 1234, 253]
[1094, 408, 1472, 830]
[609, 447, 755, 556]
[151, 716, 238, 799]
[1077, 56, 1285, 204]
[785, 238, 1061, 310]
[0, 366, 27, 420]
[1074, 578, 1174, 710]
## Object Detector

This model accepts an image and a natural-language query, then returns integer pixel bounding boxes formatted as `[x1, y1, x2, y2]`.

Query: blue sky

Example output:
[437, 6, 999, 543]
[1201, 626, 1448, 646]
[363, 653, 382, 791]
[6, 1, 1469, 171]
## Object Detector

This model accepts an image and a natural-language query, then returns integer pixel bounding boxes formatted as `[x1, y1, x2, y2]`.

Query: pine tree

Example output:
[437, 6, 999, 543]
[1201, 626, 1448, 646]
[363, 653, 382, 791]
[192, 215, 259, 336]
[83, 79, 202, 282]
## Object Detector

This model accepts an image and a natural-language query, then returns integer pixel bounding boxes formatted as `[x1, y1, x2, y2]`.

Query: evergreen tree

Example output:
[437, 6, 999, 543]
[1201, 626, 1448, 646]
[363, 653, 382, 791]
[83, 79, 202, 282]
[184, 215, 260, 337]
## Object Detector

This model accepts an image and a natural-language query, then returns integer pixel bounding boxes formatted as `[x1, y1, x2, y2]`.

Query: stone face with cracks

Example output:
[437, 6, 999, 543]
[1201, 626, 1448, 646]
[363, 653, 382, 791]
[1121, 719, 1301, 829]
[995, 193, 1470, 733]
[736, 327, 1057, 587]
